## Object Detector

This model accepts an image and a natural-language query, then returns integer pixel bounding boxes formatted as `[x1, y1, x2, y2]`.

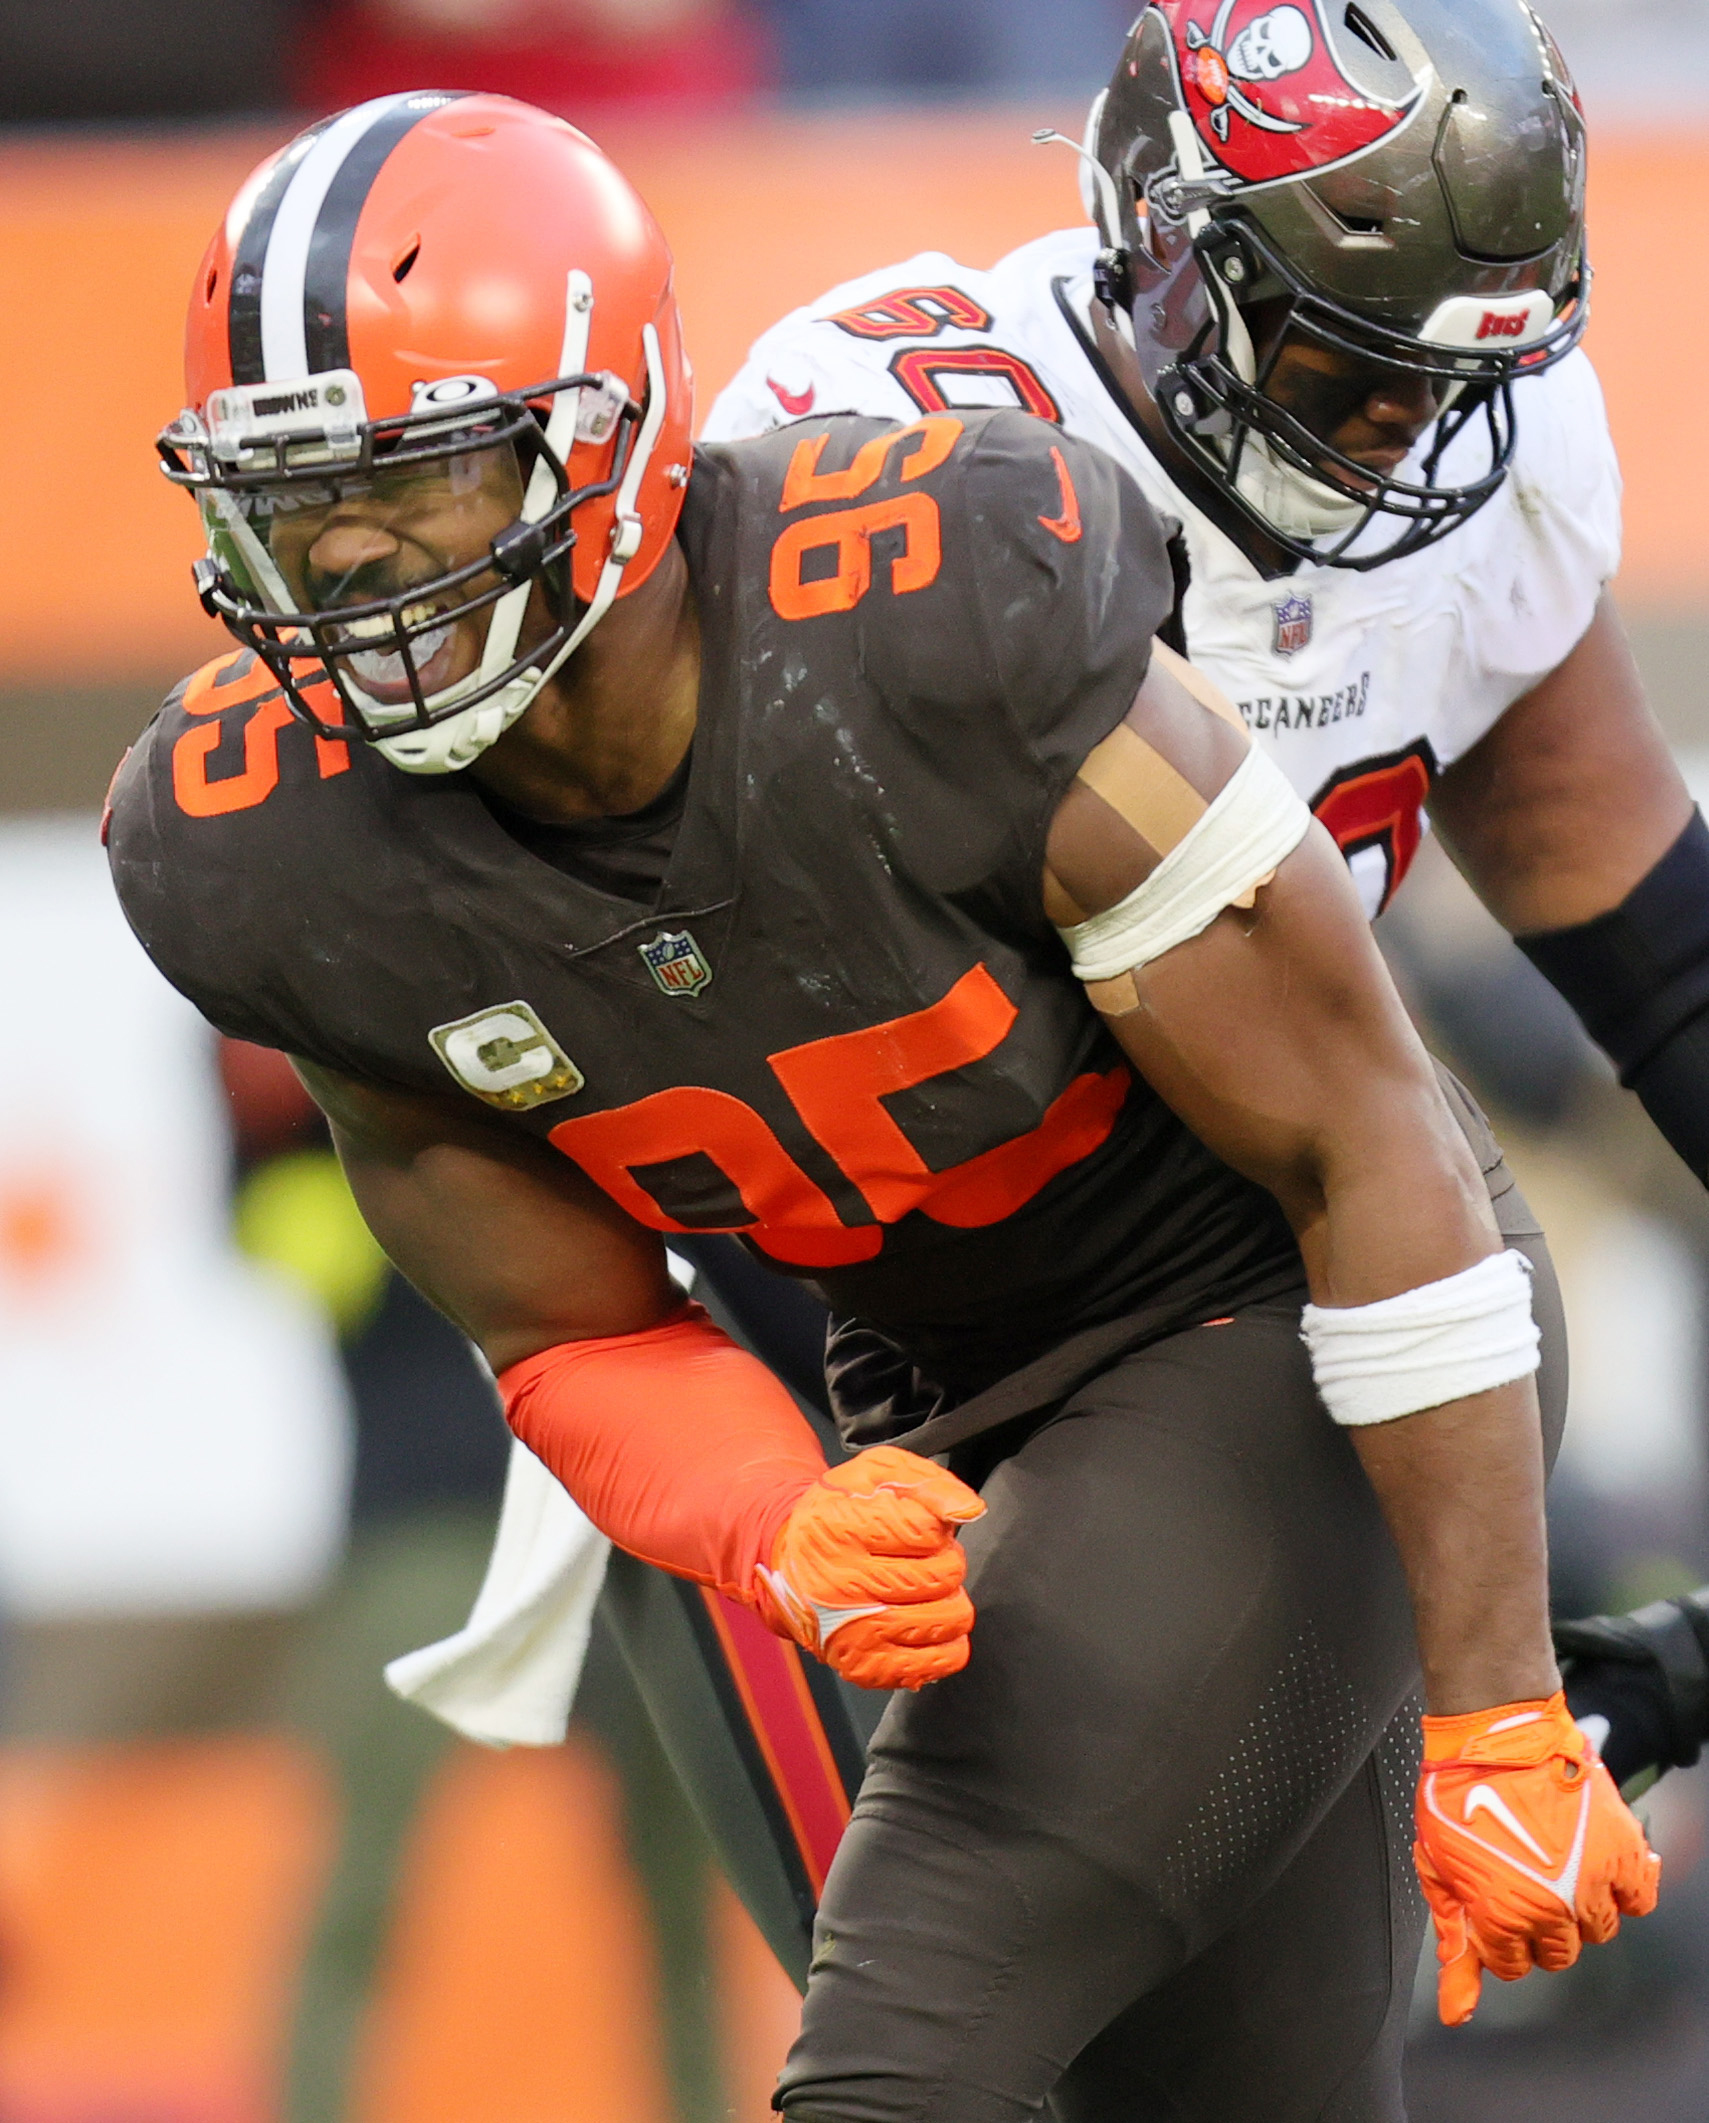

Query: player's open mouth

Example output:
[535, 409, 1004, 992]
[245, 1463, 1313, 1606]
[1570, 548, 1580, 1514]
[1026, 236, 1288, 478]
[334, 604, 462, 703]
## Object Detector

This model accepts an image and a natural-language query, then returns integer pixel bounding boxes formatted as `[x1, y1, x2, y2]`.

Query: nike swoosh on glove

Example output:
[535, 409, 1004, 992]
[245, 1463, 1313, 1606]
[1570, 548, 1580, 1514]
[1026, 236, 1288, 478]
[1414, 1690, 1661, 2026]
[753, 1445, 985, 1691]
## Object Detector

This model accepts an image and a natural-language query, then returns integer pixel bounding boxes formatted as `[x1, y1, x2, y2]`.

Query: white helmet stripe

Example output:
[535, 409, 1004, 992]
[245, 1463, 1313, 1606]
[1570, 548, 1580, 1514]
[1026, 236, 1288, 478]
[258, 93, 422, 382]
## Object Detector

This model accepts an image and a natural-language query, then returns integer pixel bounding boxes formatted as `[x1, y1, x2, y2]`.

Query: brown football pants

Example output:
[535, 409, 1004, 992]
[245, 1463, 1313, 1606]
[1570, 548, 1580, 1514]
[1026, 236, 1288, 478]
[772, 1172, 1564, 2123]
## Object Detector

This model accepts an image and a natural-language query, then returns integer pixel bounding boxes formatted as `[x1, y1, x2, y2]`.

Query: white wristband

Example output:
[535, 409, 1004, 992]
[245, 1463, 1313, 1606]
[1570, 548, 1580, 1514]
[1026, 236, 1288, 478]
[1301, 1249, 1540, 1428]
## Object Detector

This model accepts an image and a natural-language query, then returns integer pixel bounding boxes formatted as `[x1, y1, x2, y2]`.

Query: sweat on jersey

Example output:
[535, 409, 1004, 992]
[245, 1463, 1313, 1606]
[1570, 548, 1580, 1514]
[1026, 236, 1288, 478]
[704, 225, 1624, 923]
[108, 410, 1303, 1406]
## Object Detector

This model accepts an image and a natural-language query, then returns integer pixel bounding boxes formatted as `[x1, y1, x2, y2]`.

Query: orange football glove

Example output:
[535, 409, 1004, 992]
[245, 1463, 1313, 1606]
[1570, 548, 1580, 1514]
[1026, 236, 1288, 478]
[1414, 1691, 1660, 2026]
[753, 1445, 986, 1691]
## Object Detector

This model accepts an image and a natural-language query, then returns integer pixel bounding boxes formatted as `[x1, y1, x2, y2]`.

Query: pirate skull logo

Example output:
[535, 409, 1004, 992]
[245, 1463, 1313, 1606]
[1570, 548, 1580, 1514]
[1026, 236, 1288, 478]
[1226, 5, 1312, 80]
[1158, 0, 1423, 186]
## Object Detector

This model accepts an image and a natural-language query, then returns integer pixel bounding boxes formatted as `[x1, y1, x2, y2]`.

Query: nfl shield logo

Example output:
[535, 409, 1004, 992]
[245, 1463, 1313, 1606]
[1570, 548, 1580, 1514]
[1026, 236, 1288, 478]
[1272, 593, 1313, 658]
[639, 928, 713, 998]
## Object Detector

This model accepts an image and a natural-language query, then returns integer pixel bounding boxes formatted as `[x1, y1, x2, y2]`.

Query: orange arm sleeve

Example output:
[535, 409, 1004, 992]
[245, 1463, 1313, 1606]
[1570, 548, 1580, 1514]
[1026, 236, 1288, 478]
[497, 1302, 828, 1605]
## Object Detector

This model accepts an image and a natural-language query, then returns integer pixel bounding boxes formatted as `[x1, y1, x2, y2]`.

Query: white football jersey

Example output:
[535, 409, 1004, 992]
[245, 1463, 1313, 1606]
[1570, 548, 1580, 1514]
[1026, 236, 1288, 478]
[704, 226, 1623, 921]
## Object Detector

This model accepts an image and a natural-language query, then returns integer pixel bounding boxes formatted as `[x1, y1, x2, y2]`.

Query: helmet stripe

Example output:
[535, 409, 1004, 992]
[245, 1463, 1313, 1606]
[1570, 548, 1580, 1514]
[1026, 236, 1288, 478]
[300, 93, 467, 377]
[226, 111, 342, 387]
[238, 93, 462, 385]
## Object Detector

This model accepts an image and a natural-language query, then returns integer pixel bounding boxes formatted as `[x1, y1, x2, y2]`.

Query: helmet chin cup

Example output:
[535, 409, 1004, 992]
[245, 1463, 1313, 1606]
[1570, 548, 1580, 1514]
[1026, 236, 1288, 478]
[373, 671, 539, 775]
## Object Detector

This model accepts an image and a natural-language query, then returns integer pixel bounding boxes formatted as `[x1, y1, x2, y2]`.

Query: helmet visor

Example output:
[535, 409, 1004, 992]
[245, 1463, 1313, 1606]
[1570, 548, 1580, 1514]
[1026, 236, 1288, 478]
[200, 440, 531, 713]
[1255, 322, 1451, 461]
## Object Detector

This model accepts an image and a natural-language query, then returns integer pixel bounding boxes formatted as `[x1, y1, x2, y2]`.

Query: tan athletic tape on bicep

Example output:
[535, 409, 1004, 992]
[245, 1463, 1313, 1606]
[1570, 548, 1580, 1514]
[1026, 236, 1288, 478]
[1077, 723, 1207, 857]
[1084, 971, 1141, 1017]
[1057, 745, 1313, 1014]
[1122, 645, 1270, 909]
[1149, 639, 1249, 735]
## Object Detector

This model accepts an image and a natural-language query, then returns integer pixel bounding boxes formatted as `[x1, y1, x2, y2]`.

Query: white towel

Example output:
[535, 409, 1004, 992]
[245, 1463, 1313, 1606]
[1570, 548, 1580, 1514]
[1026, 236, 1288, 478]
[384, 1435, 612, 1748]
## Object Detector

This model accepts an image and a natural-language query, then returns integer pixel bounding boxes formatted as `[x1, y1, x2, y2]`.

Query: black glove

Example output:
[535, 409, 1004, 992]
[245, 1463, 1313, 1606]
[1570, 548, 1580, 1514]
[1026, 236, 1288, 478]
[1555, 1589, 1709, 1787]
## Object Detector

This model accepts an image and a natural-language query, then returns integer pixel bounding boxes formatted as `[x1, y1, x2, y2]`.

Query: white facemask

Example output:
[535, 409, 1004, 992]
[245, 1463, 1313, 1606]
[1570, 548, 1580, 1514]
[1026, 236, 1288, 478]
[371, 670, 542, 775]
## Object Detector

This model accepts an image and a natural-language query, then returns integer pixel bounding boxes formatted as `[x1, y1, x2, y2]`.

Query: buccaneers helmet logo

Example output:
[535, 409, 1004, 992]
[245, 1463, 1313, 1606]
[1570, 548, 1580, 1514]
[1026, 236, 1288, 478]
[1157, 0, 1423, 186]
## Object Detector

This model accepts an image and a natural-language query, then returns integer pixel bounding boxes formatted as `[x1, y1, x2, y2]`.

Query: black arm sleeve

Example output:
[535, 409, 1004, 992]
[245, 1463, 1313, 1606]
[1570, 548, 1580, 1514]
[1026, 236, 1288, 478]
[1556, 1590, 1709, 1786]
[1517, 808, 1709, 1182]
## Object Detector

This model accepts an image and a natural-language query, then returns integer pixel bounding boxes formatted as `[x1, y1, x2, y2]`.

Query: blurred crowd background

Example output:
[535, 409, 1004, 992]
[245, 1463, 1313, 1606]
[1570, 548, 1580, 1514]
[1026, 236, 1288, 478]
[2, 1, 1708, 2119]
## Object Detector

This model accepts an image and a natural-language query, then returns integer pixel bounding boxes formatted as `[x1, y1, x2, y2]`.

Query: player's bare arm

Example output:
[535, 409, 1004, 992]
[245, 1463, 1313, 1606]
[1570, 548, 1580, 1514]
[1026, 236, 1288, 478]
[1430, 595, 1692, 933]
[291, 1060, 676, 1361]
[1045, 654, 1552, 1714]
[1042, 649, 1656, 2014]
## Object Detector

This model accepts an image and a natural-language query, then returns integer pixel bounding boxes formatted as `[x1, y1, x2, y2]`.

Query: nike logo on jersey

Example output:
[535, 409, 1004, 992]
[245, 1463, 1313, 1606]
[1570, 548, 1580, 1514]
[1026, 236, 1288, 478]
[1039, 446, 1082, 544]
[769, 375, 816, 417]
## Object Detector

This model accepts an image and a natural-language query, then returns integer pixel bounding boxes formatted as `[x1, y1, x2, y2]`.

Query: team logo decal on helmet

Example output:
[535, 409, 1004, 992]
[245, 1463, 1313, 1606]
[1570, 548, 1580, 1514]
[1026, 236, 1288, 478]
[1161, 0, 1423, 184]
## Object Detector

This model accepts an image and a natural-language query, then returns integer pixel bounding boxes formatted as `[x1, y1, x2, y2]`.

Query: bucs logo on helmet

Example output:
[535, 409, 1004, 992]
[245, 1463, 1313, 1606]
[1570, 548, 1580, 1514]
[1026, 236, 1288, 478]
[1157, 0, 1423, 186]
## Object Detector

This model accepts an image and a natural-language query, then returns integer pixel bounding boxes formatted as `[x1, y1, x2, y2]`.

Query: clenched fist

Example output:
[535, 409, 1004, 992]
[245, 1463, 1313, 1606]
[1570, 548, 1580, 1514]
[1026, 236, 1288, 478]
[754, 1445, 986, 1690]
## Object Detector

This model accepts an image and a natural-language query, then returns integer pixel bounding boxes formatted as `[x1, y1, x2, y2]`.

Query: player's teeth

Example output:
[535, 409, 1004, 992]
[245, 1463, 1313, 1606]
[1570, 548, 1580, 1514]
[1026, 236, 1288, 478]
[351, 621, 452, 686]
[342, 615, 394, 641]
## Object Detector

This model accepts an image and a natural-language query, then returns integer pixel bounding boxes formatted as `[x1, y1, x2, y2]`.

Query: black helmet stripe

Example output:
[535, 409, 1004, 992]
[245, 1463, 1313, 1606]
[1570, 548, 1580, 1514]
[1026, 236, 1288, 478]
[301, 95, 465, 375]
[226, 111, 341, 387]
[228, 92, 466, 387]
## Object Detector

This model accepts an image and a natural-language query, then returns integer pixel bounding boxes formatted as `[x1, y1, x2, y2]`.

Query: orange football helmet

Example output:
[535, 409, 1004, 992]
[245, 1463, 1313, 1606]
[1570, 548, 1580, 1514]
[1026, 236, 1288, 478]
[159, 92, 694, 773]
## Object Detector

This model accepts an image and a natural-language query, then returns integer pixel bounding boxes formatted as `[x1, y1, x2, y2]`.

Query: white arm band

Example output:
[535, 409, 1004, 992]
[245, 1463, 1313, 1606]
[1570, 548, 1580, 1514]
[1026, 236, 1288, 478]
[1301, 1249, 1541, 1428]
[1055, 742, 1311, 982]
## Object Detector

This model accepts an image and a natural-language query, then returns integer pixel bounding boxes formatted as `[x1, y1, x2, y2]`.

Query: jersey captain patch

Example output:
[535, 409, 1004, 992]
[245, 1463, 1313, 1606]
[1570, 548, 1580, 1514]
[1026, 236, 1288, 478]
[430, 1002, 585, 1111]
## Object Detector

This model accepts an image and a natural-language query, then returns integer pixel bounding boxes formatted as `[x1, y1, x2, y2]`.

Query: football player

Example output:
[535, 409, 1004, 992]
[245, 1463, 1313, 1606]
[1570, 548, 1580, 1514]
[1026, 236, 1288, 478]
[110, 95, 1654, 2120]
[705, 0, 1709, 1204]
[708, 0, 1709, 1845]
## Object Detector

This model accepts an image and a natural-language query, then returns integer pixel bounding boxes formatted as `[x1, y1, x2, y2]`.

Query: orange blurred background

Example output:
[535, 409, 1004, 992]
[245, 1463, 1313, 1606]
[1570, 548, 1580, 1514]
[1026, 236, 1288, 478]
[0, 1730, 798, 2123]
[2, 114, 1703, 693]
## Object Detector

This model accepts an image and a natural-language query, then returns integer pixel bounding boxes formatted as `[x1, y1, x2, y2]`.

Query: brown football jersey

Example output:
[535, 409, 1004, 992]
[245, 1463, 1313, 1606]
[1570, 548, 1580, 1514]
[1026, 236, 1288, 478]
[109, 409, 1299, 1392]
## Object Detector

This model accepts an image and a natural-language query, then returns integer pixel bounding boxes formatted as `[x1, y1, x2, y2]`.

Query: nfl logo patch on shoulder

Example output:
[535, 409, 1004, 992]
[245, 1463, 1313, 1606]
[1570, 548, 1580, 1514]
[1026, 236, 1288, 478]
[640, 928, 713, 998]
[1272, 593, 1313, 659]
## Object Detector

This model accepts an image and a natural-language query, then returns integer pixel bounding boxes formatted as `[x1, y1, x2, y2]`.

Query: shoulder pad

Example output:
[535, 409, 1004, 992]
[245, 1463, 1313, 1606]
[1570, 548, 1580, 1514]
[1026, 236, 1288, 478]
[136, 647, 352, 825]
[105, 648, 373, 1053]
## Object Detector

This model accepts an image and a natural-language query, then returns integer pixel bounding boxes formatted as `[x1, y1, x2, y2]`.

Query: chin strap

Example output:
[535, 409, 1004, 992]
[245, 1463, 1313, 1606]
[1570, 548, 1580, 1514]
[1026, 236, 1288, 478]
[375, 301, 671, 776]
